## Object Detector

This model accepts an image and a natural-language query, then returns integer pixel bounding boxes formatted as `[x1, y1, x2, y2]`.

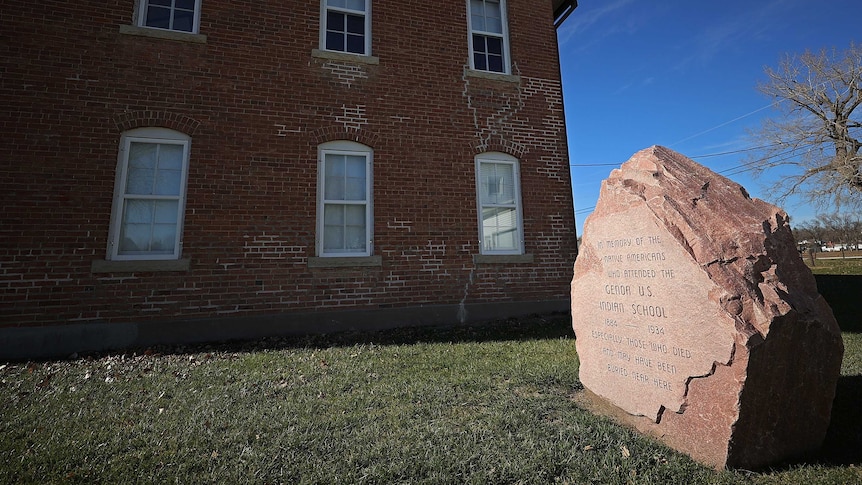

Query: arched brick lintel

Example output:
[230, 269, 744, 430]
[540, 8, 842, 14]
[472, 135, 527, 159]
[113, 111, 202, 136]
[311, 126, 380, 148]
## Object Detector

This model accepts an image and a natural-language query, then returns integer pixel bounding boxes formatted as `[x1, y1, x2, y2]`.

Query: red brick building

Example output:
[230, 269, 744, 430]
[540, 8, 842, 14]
[0, 0, 578, 359]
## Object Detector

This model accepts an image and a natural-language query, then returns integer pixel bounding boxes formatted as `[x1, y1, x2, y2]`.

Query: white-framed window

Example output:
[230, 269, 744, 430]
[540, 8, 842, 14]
[476, 152, 523, 254]
[108, 128, 191, 261]
[467, 0, 510, 74]
[320, 0, 371, 55]
[137, 0, 202, 34]
[317, 141, 373, 257]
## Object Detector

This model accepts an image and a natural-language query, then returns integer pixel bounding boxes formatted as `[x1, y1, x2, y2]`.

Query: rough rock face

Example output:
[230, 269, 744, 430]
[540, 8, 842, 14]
[571, 146, 844, 469]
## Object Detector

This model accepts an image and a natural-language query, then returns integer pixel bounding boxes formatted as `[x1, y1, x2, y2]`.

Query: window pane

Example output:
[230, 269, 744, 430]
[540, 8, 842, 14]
[480, 168, 496, 204]
[482, 207, 518, 251]
[323, 203, 366, 253]
[471, 0, 503, 33]
[127, 143, 185, 195]
[327, 11, 344, 30]
[124, 199, 154, 224]
[345, 155, 365, 174]
[323, 205, 344, 225]
[172, 10, 194, 32]
[345, 0, 365, 11]
[472, 35, 486, 54]
[119, 223, 152, 253]
[323, 205, 345, 251]
[328, 0, 347, 8]
[345, 204, 365, 225]
[154, 200, 179, 223]
[129, 142, 157, 169]
[485, 0, 502, 18]
[472, 16, 486, 31]
[145, 5, 171, 29]
[346, 34, 364, 54]
[345, 226, 366, 251]
[473, 35, 488, 71]
[154, 169, 181, 195]
[488, 54, 504, 73]
[326, 31, 345, 51]
[325, 155, 345, 178]
[346, 14, 364, 34]
[150, 223, 177, 252]
[127, 168, 155, 195]
[149, 0, 171, 6]
[120, 200, 156, 253]
[158, 144, 184, 170]
[119, 196, 180, 254]
[345, 203, 367, 252]
[491, 206, 517, 227]
[474, 53, 487, 71]
[324, 155, 346, 200]
[471, 0, 484, 20]
[485, 1, 503, 33]
[480, 162, 515, 204]
[471, 0, 486, 31]
[487, 37, 503, 55]
[323, 226, 344, 251]
[175, 0, 196, 10]
[344, 156, 366, 200]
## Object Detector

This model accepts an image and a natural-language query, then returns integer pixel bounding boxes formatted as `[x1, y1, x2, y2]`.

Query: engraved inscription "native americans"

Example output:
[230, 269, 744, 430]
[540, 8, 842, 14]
[582, 231, 697, 404]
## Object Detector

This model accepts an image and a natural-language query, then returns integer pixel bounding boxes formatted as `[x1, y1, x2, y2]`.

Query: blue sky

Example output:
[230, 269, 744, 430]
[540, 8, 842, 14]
[556, 0, 862, 236]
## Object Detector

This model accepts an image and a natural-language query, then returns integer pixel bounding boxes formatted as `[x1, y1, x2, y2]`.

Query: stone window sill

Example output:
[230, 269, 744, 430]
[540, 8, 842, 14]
[311, 49, 379, 65]
[308, 256, 382, 268]
[473, 254, 534, 264]
[119, 25, 207, 43]
[465, 69, 521, 83]
[91, 258, 191, 273]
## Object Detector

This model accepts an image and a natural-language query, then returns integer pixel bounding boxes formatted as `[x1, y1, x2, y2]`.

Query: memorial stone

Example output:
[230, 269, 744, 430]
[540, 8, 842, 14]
[571, 146, 844, 469]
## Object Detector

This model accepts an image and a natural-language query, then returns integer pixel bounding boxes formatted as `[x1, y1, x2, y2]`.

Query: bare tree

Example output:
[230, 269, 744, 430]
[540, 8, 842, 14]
[748, 44, 862, 211]
[793, 219, 826, 248]
[793, 213, 862, 250]
[819, 212, 862, 249]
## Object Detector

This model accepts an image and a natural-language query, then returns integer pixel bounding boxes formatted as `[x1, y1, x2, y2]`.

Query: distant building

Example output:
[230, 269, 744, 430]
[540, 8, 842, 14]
[1, 0, 579, 359]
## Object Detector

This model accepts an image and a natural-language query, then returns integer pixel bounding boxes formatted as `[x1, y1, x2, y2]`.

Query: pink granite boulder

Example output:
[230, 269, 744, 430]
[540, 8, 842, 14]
[571, 146, 844, 469]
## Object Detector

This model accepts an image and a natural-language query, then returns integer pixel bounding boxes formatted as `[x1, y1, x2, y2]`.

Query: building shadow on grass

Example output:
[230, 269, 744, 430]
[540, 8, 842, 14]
[132, 312, 576, 358]
[816, 274, 860, 332]
[817, 374, 862, 466]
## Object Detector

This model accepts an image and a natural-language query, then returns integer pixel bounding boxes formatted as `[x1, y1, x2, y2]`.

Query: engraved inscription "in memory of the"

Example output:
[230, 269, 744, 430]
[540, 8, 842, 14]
[586, 232, 698, 401]
[573, 196, 736, 423]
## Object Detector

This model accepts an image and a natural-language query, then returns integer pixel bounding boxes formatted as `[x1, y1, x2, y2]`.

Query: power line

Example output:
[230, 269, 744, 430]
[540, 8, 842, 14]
[569, 161, 624, 167]
[666, 101, 782, 148]
[722, 147, 814, 178]
[717, 142, 820, 177]
[689, 142, 785, 159]
[573, 77, 847, 172]
[570, 141, 819, 176]
[570, 142, 789, 169]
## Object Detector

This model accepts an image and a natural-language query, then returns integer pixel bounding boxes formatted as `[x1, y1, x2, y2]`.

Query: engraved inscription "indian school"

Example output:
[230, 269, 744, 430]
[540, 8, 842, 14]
[584, 232, 696, 400]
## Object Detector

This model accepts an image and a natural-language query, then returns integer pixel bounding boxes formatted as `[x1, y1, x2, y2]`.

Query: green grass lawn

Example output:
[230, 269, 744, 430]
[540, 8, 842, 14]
[2, 316, 861, 484]
[804, 255, 862, 275]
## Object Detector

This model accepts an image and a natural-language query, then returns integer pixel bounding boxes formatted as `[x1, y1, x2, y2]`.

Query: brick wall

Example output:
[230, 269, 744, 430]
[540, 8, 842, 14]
[0, 0, 577, 329]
